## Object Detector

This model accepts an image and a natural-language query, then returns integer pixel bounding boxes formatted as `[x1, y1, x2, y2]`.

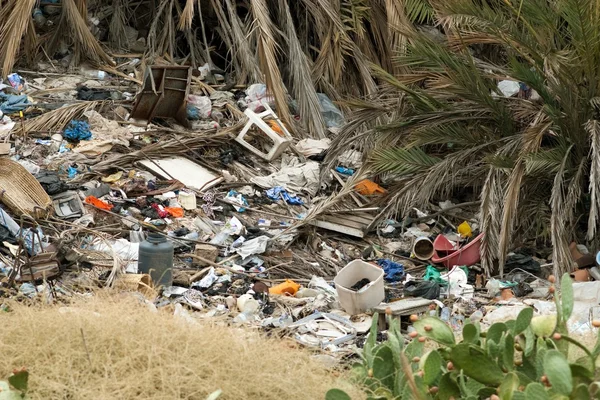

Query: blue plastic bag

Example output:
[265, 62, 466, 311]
[377, 259, 405, 282]
[64, 120, 92, 141]
[266, 186, 303, 205]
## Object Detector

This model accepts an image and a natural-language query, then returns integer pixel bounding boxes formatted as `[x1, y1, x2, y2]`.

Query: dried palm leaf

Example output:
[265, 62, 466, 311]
[479, 167, 503, 276]
[146, 0, 172, 60]
[24, 18, 38, 66]
[587, 119, 600, 240]
[92, 127, 239, 172]
[48, 0, 114, 67]
[178, 0, 195, 31]
[550, 146, 576, 278]
[109, 0, 128, 50]
[249, 0, 292, 125]
[278, 0, 326, 139]
[16, 102, 100, 135]
[196, 0, 213, 66]
[497, 161, 524, 277]
[386, 0, 410, 74]
[0, 0, 36, 77]
[222, 0, 261, 82]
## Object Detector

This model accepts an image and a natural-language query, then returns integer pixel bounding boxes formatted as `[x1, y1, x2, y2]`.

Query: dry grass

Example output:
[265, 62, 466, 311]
[0, 294, 363, 400]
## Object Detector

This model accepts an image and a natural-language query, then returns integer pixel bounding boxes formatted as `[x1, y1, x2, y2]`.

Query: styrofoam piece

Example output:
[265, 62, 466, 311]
[334, 260, 385, 315]
[235, 104, 291, 161]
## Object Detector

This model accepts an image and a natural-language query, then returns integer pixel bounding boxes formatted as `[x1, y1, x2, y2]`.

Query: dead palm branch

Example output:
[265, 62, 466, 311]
[0, 0, 36, 78]
[249, 0, 292, 126]
[47, 0, 114, 67]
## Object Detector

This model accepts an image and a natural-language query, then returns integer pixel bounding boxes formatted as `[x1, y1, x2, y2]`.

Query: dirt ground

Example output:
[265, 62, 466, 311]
[0, 293, 364, 399]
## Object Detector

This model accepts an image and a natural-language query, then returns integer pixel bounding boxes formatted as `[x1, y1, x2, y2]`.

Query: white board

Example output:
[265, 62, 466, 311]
[139, 156, 222, 191]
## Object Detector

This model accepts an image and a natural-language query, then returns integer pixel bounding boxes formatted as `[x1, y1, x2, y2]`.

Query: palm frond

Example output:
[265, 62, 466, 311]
[497, 161, 525, 276]
[370, 147, 440, 176]
[221, 0, 261, 83]
[340, 0, 370, 40]
[48, 0, 114, 67]
[178, 0, 195, 31]
[249, 0, 292, 125]
[404, 0, 434, 24]
[278, 0, 327, 138]
[0, 0, 36, 77]
[550, 145, 576, 277]
[525, 148, 567, 176]
[587, 119, 600, 240]
[17, 101, 101, 134]
[479, 167, 504, 276]
[109, 0, 128, 50]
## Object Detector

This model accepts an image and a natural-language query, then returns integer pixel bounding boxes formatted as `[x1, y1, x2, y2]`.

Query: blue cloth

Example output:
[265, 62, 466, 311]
[377, 259, 405, 282]
[64, 120, 92, 141]
[266, 186, 303, 205]
[0, 92, 30, 114]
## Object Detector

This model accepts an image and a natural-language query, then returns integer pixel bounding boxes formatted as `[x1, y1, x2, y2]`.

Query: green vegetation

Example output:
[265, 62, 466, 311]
[327, 274, 600, 399]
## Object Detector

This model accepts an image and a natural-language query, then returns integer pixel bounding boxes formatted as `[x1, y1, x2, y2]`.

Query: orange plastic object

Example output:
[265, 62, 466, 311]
[268, 120, 285, 137]
[85, 196, 113, 211]
[165, 207, 184, 218]
[355, 180, 387, 196]
[269, 279, 301, 296]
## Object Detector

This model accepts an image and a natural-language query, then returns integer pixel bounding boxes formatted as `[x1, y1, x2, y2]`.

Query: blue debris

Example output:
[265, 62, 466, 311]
[377, 259, 405, 283]
[0, 93, 30, 114]
[64, 120, 92, 141]
[67, 166, 78, 179]
[187, 104, 200, 120]
[225, 189, 249, 212]
[266, 186, 304, 205]
[335, 166, 354, 175]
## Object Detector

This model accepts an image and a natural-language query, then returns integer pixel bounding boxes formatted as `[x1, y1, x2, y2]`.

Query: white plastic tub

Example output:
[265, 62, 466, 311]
[334, 260, 385, 315]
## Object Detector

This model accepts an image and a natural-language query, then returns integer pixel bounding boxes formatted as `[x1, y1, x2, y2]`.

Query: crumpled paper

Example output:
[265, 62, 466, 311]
[235, 235, 269, 259]
[296, 138, 331, 157]
[251, 155, 320, 195]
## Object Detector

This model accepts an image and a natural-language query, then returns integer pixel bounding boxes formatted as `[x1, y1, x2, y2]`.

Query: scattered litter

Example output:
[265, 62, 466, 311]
[266, 186, 303, 205]
[64, 120, 92, 141]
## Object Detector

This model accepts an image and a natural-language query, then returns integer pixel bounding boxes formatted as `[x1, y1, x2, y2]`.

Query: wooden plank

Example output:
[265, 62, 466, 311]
[310, 220, 365, 238]
[372, 298, 434, 315]
[331, 213, 375, 224]
[319, 215, 368, 230]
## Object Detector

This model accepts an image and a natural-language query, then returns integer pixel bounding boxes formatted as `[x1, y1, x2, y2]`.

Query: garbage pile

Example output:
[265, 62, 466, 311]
[1, 62, 600, 362]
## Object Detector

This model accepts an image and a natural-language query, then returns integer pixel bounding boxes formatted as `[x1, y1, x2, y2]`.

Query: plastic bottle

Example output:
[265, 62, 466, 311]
[80, 65, 107, 80]
[470, 310, 484, 323]
[440, 307, 451, 322]
[32, 8, 46, 27]
[138, 232, 173, 287]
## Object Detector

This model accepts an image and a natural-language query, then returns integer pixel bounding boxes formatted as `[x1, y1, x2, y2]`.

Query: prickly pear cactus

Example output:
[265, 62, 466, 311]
[0, 369, 29, 400]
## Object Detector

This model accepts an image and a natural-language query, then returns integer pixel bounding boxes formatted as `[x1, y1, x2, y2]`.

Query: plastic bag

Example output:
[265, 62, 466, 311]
[265, 186, 303, 205]
[317, 93, 344, 128]
[423, 265, 447, 284]
[377, 259, 405, 282]
[404, 281, 441, 300]
[187, 95, 212, 120]
[85, 196, 113, 211]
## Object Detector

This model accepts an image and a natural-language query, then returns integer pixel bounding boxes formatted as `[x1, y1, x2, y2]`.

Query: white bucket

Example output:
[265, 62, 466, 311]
[334, 260, 385, 315]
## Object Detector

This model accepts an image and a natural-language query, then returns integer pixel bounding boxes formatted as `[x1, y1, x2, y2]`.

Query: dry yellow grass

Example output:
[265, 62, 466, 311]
[0, 294, 363, 399]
